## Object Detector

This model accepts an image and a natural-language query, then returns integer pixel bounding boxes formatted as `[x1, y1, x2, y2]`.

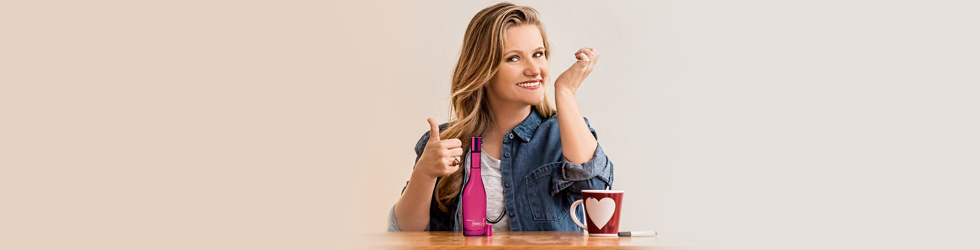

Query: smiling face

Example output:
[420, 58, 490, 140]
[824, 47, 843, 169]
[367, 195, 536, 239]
[487, 24, 550, 109]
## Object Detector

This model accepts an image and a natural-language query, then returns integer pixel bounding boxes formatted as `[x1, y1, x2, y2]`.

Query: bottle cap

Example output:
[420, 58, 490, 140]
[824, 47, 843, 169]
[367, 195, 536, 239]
[471, 137, 481, 152]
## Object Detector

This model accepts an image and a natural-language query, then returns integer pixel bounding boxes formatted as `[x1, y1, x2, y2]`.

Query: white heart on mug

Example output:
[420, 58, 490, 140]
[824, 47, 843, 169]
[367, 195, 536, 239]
[585, 197, 616, 230]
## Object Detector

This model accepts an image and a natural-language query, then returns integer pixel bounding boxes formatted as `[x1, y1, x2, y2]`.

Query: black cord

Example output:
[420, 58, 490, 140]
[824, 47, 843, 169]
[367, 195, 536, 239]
[486, 208, 506, 224]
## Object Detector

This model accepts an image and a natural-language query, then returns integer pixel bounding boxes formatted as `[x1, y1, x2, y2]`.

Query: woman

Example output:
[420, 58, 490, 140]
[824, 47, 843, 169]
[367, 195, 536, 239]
[389, 2, 613, 232]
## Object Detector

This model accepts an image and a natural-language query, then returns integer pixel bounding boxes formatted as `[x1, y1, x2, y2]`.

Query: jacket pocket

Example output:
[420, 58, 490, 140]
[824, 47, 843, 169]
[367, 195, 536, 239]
[524, 162, 571, 221]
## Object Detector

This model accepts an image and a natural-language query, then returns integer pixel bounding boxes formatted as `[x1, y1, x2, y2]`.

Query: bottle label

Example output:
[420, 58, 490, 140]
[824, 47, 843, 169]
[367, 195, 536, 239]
[465, 219, 486, 228]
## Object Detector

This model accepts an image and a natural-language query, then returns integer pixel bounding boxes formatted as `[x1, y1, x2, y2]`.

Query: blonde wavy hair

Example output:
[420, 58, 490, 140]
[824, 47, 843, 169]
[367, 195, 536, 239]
[433, 2, 557, 213]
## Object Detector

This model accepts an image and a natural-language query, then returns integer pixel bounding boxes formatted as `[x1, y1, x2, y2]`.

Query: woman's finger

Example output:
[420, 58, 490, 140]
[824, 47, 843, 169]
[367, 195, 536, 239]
[445, 156, 459, 167]
[587, 49, 599, 71]
[586, 49, 597, 62]
[577, 48, 592, 62]
[448, 147, 464, 158]
[576, 52, 590, 62]
[442, 138, 462, 149]
[427, 118, 440, 142]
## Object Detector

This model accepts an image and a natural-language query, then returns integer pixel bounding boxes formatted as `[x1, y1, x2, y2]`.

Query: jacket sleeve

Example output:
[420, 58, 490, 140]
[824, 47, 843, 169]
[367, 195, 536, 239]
[551, 118, 614, 195]
[387, 204, 401, 232]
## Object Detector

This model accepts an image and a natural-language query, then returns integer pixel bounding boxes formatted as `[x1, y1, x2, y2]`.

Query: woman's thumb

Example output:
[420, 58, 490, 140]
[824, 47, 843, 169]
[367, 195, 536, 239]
[427, 118, 440, 142]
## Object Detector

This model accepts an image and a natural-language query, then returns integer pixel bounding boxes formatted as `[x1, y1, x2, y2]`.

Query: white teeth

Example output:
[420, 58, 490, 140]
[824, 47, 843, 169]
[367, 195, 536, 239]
[517, 82, 540, 87]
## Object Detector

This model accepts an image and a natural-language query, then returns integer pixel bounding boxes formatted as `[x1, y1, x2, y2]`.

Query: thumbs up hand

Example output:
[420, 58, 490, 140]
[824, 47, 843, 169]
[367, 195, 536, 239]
[415, 118, 464, 179]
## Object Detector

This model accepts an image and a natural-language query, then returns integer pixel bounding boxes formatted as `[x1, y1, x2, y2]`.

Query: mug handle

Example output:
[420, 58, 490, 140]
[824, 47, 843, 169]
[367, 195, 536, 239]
[569, 199, 587, 230]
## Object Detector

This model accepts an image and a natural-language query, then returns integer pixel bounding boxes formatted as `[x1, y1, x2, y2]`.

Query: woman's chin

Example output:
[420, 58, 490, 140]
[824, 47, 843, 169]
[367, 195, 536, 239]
[526, 97, 546, 106]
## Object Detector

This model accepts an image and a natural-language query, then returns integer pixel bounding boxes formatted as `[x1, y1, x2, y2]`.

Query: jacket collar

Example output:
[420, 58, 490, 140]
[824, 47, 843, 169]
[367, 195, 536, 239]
[512, 108, 544, 142]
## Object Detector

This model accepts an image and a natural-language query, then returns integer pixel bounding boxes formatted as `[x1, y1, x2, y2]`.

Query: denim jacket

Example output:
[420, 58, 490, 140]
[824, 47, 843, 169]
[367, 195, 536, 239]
[390, 108, 613, 231]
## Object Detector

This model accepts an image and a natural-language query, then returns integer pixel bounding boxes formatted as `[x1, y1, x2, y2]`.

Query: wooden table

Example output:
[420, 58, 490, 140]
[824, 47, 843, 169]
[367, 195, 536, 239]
[366, 231, 682, 249]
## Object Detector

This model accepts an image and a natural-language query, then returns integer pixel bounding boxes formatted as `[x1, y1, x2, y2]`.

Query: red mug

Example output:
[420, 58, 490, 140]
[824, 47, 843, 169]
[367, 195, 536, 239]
[569, 190, 624, 236]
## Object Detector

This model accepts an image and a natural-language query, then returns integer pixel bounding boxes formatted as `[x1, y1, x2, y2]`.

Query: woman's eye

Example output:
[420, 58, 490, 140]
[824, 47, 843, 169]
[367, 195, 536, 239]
[533, 52, 543, 58]
[507, 56, 519, 62]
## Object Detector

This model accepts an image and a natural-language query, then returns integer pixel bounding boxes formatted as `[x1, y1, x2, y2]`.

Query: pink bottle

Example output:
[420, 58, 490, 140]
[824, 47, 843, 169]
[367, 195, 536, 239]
[462, 137, 487, 237]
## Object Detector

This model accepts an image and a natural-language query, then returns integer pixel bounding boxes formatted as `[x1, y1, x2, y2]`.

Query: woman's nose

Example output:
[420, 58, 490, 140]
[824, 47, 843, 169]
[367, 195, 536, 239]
[523, 60, 541, 76]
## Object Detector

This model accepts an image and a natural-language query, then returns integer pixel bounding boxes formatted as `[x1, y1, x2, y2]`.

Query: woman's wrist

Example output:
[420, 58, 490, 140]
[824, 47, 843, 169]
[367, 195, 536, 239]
[411, 165, 439, 182]
[555, 85, 577, 97]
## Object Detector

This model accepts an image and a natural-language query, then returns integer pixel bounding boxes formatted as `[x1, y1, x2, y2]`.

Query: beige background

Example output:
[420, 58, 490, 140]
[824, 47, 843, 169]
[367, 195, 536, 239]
[3, 0, 979, 249]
